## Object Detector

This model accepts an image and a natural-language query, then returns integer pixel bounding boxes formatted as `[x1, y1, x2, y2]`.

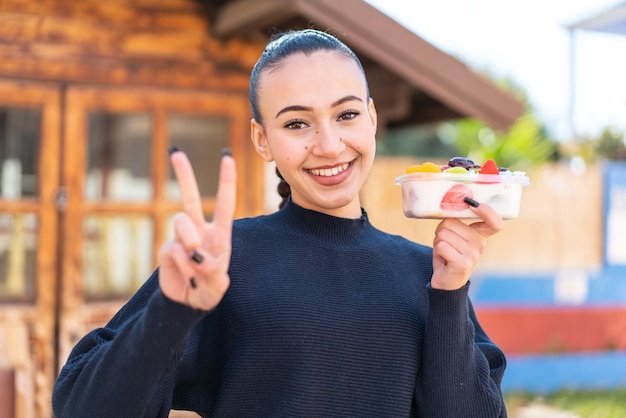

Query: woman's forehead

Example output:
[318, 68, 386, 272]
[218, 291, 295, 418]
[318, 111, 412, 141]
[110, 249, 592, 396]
[267, 50, 360, 75]
[257, 51, 368, 106]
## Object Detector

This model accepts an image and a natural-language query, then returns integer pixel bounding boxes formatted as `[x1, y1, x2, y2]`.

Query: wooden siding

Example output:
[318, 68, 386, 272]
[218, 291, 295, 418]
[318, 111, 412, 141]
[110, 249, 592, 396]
[0, 0, 263, 90]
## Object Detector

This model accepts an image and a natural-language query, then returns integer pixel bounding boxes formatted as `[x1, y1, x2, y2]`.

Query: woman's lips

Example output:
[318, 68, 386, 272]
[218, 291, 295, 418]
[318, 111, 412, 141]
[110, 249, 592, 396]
[306, 161, 353, 186]
[307, 162, 350, 177]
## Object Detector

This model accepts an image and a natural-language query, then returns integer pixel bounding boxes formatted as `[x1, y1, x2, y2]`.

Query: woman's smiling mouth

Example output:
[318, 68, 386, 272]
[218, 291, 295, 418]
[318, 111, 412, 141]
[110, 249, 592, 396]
[307, 162, 351, 177]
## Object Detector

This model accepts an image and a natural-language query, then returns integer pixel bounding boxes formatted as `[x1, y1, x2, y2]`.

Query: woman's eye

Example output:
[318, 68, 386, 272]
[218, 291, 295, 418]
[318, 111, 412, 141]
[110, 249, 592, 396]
[338, 110, 360, 121]
[284, 119, 308, 130]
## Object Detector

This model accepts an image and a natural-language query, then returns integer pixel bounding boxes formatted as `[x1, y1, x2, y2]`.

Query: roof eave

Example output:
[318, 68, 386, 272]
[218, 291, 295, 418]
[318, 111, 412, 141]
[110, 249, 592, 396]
[566, 3, 626, 35]
[214, 0, 524, 131]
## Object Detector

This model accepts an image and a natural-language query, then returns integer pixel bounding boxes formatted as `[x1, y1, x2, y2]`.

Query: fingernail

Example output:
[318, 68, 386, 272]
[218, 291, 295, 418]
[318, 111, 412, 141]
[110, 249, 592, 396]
[190, 277, 198, 289]
[464, 196, 480, 208]
[222, 148, 232, 157]
[168, 146, 180, 155]
[190, 250, 204, 264]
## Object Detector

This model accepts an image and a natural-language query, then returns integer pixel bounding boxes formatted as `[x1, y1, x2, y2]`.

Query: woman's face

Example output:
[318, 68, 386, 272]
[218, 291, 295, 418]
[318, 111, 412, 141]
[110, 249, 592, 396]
[251, 50, 377, 218]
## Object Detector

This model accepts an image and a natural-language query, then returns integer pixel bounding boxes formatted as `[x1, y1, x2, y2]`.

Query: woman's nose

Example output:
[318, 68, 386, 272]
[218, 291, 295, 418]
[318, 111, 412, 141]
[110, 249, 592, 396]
[311, 125, 345, 157]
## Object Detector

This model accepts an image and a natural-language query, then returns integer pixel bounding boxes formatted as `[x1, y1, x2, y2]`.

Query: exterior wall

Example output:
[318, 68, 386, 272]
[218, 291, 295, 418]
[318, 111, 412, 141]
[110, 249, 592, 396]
[0, 0, 262, 90]
[477, 305, 626, 354]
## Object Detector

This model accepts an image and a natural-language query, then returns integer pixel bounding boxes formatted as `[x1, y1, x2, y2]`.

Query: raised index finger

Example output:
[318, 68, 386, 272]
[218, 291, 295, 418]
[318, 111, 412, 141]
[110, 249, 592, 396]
[170, 149, 205, 228]
[213, 150, 237, 230]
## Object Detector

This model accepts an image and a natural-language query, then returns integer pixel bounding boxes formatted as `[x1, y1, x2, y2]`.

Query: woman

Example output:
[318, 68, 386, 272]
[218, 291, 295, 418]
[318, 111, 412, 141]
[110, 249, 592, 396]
[53, 29, 507, 417]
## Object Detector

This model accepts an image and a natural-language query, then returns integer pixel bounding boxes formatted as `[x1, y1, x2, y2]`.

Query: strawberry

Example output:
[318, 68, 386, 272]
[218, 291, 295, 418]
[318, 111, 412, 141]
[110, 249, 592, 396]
[440, 184, 473, 211]
[478, 159, 499, 175]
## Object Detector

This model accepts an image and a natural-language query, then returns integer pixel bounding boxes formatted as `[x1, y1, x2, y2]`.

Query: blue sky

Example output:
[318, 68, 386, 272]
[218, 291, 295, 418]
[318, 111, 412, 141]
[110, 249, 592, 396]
[365, 0, 626, 141]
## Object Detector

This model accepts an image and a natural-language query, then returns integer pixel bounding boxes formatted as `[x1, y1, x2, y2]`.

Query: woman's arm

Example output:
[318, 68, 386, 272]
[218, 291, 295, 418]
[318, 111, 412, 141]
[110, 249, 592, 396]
[52, 270, 207, 418]
[417, 200, 507, 417]
[416, 284, 507, 418]
[54, 149, 236, 417]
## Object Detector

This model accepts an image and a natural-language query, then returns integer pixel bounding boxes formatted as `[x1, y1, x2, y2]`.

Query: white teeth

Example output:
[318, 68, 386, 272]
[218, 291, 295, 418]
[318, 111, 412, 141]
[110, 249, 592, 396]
[310, 163, 349, 177]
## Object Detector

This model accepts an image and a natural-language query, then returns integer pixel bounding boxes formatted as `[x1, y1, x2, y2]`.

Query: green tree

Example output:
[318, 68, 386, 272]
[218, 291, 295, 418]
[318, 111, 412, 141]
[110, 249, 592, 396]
[589, 127, 625, 161]
[437, 73, 558, 171]
[376, 73, 560, 169]
[561, 126, 626, 162]
[438, 111, 558, 171]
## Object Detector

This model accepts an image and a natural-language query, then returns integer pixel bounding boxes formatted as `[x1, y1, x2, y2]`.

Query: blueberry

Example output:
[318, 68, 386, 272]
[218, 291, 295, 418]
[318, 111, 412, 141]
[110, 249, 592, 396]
[448, 157, 475, 170]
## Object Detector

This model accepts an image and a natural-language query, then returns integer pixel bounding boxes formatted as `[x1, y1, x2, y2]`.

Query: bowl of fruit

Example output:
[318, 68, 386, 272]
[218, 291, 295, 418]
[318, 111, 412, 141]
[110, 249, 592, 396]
[395, 157, 530, 219]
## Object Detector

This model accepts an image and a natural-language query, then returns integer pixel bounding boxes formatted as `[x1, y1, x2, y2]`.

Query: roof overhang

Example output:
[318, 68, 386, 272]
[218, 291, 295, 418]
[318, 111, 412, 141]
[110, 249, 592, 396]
[567, 2, 626, 35]
[211, 0, 523, 131]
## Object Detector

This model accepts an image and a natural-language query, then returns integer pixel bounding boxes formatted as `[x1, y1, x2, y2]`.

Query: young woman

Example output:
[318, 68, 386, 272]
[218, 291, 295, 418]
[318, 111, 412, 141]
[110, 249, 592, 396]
[53, 29, 507, 417]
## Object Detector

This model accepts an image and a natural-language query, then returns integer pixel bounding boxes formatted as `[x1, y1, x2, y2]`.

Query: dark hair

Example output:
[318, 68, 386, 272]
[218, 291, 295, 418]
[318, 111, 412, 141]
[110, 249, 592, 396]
[249, 29, 369, 209]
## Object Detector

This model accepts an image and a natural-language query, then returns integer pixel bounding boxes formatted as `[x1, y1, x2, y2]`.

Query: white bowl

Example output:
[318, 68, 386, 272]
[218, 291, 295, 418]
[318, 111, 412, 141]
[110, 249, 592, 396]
[395, 171, 530, 219]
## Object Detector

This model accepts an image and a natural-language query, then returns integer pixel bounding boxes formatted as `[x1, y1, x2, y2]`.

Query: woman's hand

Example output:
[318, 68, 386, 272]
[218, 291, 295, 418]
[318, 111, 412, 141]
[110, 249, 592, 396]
[431, 201, 503, 291]
[158, 149, 237, 310]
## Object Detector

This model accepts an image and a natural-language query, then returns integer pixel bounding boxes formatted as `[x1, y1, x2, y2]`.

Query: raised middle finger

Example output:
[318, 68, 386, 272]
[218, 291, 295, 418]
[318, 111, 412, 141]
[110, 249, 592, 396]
[212, 149, 237, 232]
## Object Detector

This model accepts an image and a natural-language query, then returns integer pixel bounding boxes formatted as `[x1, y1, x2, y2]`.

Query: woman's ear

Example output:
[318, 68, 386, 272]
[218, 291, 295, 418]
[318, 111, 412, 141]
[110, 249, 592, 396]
[368, 98, 378, 134]
[250, 119, 274, 162]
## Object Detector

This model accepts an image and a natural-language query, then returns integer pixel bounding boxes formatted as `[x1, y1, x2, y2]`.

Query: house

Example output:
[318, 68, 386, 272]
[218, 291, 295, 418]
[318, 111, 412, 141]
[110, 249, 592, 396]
[0, 0, 522, 416]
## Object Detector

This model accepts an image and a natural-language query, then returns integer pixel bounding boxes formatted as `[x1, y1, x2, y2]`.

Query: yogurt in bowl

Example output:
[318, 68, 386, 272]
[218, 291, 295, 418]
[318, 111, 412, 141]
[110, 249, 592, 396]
[395, 158, 530, 220]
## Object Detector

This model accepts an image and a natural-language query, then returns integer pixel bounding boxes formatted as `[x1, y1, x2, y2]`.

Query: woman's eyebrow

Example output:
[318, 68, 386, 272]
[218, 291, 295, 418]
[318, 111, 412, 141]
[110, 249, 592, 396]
[274, 95, 364, 119]
[275, 105, 311, 119]
[331, 95, 363, 108]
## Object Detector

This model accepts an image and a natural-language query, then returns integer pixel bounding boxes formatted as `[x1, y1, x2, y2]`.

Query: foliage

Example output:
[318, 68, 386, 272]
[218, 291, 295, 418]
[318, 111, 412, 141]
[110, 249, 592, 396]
[438, 111, 558, 171]
[376, 110, 560, 170]
[505, 389, 626, 418]
[561, 126, 626, 162]
[377, 71, 559, 169]
[375, 124, 457, 158]
[377, 72, 561, 169]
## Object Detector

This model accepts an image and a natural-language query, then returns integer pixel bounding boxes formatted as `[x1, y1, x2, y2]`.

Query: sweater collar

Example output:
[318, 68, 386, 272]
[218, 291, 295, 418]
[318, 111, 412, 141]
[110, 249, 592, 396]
[273, 198, 378, 248]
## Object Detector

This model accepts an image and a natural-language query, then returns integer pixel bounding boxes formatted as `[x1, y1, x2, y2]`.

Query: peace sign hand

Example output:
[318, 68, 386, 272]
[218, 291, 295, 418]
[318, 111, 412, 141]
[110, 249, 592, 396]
[158, 148, 236, 311]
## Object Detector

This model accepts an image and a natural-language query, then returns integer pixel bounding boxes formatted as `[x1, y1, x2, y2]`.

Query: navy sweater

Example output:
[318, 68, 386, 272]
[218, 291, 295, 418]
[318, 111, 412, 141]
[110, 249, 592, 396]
[53, 201, 507, 417]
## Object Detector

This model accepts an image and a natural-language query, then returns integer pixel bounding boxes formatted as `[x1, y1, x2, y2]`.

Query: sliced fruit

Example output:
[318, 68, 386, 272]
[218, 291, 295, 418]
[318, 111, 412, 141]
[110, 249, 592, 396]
[440, 184, 473, 211]
[419, 162, 442, 172]
[442, 166, 468, 174]
[405, 162, 442, 173]
[478, 159, 499, 175]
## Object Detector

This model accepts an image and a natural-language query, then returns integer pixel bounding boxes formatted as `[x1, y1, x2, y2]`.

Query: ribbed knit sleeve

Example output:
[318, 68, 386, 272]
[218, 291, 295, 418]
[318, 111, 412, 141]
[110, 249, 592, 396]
[52, 269, 207, 418]
[416, 283, 507, 418]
